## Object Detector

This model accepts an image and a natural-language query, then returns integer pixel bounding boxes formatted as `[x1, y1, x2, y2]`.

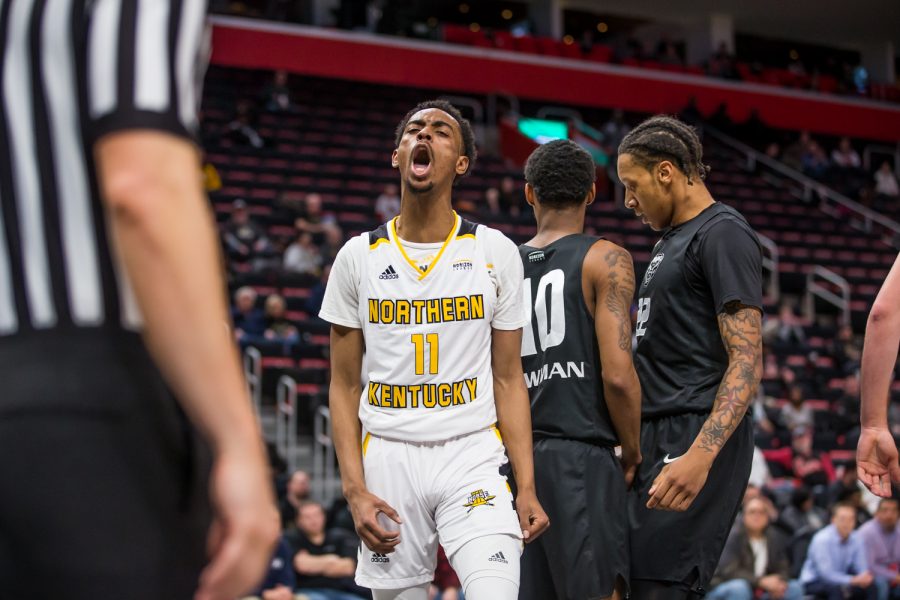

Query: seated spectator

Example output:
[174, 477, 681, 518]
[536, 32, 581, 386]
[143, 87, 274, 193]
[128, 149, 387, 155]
[765, 142, 781, 160]
[284, 232, 323, 276]
[285, 501, 367, 600]
[296, 193, 342, 245]
[708, 497, 803, 600]
[232, 286, 267, 343]
[224, 199, 277, 271]
[792, 431, 829, 489]
[781, 386, 814, 437]
[243, 536, 297, 600]
[831, 325, 862, 376]
[225, 100, 265, 148]
[763, 303, 807, 349]
[783, 131, 812, 171]
[657, 39, 683, 66]
[306, 264, 331, 318]
[374, 183, 401, 222]
[831, 138, 862, 169]
[875, 161, 900, 198]
[280, 469, 311, 527]
[707, 42, 737, 79]
[833, 373, 862, 438]
[264, 294, 300, 348]
[800, 503, 875, 599]
[261, 69, 295, 113]
[780, 486, 828, 535]
[802, 141, 830, 179]
[859, 498, 900, 600]
[480, 187, 502, 218]
[749, 446, 773, 490]
[498, 176, 521, 218]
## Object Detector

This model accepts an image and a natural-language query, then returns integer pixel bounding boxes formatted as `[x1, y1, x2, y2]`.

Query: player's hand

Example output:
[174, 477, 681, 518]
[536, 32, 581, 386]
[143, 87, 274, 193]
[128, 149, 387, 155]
[858, 426, 900, 497]
[515, 488, 550, 543]
[620, 447, 642, 489]
[195, 449, 280, 600]
[646, 450, 713, 512]
[346, 488, 402, 554]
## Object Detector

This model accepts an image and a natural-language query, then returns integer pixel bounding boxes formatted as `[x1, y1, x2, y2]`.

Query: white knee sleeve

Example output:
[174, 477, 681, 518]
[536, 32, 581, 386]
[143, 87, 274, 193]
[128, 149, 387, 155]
[448, 534, 521, 600]
[371, 583, 430, 600]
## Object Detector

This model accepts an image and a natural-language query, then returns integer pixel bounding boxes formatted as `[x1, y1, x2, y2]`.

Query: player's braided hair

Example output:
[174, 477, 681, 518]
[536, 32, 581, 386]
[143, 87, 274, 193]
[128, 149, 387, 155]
[394, 99, 477, 178]
[524, 139, 595, 208]
[617, 115, 710, 185]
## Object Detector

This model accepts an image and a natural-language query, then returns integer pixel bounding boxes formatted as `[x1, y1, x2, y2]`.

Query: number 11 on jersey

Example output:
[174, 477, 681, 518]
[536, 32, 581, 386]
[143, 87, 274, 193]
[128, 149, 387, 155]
[411, 333, 439, 375]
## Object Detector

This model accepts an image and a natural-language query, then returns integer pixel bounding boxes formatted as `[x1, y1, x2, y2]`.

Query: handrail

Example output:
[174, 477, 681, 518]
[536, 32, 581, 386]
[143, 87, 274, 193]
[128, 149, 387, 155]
[275, 375, 299, 473]
[757, 234, 780, 303]
[703, 125, 900, 248]
[804, 265, 851, 327]
[243, 346, 262, 416]
[312, 405, 335, 504]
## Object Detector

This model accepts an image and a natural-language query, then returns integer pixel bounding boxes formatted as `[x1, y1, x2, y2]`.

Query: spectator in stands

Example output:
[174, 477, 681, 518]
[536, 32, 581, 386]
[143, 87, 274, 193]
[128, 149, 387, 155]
[708, 497, 803, 600]
[859, 498, 900, 600]
[480, 187, 502, 218]
[261, 69, 295, 113]
[780, 486, 828, 535]
[802, 141, 831, 179]
[834, 373, 862, 439]
[295, 193, 342, 245]
[601, 109, 631, 155]
[232, 286, 267, 343]
[832, 325, 863, 376]
[225, 99, 266, 148]
[792, 430, 830, 489]
[764, 303, 807, 348]
[783, 131, 813, 171]
[831, 138, 862, 170]
[374, 183, 401, 222]
[801, 503, 875, 599]
[707, 42, 737, 79]
[264, 294, 300, 350]
[657, 39, 683, 66]
[280, 469, 311, 528]
[497, 175, 521, 217]
[285, 501, 366, 600]
[765, 142, 781, 160]
[243, 537, 297, 600]
[782, 386, 815, 436]
[284, 232, 323, 276]
[224, 199, 276, 271]
[875, 161, 900, 198]
[829, 462, 865, 506]
[305, 264, 331, 318]
[749, 446, 773, 490]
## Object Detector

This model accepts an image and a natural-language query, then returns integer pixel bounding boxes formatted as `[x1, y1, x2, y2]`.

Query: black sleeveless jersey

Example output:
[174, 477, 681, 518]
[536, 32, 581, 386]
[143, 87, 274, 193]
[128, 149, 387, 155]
[519, 234, 618, 446]
[634, 202, 763, 418]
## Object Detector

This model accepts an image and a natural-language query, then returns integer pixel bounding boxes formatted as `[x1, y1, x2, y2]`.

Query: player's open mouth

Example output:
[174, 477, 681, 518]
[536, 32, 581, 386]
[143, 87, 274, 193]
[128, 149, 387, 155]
[411, 145, 432, 178]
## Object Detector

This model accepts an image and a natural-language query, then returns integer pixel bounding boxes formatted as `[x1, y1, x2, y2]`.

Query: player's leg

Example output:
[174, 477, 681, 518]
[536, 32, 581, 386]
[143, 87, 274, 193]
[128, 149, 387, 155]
[449, 534, 521, 600]
[628, 579, 702, 600]
[371, 584, 430, 600]
[519, 536, 557, 600]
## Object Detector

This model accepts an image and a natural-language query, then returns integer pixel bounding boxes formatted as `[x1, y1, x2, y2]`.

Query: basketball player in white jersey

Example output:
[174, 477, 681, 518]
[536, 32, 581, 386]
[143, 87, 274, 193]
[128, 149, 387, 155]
[320, 100, 549, 600]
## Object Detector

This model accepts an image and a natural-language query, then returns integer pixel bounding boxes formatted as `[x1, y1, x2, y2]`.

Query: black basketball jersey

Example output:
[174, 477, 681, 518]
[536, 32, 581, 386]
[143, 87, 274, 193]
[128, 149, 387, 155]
[634, 202, 763, 418]
[519, 234, 618, 446]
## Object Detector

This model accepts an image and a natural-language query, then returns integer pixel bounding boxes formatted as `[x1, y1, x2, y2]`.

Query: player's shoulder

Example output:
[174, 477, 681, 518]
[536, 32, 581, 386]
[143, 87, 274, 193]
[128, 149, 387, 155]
[466, 220, 518, 254]
[699, 203, 756, 238]
[584, 239, 634, 279]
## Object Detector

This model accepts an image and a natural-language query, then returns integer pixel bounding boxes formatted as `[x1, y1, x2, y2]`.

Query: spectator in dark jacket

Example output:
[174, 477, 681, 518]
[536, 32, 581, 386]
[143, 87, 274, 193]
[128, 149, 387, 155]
[709, 497, 804, 599]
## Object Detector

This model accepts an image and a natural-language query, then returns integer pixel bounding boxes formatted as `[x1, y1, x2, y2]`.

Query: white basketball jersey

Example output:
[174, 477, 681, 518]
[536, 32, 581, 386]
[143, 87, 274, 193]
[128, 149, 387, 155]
[357, 214, 500, 441]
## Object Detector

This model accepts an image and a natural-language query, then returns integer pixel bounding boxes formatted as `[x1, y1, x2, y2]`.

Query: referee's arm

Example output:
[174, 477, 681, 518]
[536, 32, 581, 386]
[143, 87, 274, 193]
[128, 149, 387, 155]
[88, 2, 277, 598]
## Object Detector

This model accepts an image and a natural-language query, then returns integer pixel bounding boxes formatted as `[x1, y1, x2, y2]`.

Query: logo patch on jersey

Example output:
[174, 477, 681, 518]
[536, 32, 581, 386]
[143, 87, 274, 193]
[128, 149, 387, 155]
[489, 551, 508, 564]
[463, 489, 496, 513]
[642, 252, 665, 287]
[527, 250, 545, 263]
[371, 553, 390, 563]
[379, 265, 399, 280]
[452, 259, 473, 271]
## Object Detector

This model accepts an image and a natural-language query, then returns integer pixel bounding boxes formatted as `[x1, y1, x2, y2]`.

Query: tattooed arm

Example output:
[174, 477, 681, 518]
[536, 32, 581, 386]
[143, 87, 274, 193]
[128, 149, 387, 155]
[584, 240, 642, 486]
[647, 303, 762, 511]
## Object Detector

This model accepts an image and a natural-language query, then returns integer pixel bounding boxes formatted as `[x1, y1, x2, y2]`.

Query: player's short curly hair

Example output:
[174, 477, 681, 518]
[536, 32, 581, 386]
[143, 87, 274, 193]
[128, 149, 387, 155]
[524, 139, 596, 208]
[617, 114, 710, 184]
[394, 99, 477, 178]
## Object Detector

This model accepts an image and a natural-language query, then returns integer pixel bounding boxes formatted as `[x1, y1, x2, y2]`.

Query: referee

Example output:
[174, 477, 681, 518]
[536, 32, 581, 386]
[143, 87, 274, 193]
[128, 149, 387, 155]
[0, 2, 277, 599]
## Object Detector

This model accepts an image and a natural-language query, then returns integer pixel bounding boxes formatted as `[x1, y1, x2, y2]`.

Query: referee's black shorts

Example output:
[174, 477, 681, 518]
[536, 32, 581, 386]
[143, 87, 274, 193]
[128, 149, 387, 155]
[628, 412, 753, 595]
[521, 438, 629, 600]
[0, 330, 211, 600]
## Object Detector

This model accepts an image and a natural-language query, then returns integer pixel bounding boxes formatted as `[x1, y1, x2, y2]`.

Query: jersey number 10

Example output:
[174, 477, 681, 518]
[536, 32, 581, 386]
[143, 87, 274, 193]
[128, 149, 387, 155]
[521, 269, 566, 357]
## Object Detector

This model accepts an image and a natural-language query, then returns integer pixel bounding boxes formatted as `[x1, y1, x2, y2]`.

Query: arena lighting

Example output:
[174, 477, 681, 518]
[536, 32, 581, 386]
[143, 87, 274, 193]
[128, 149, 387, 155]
[563, 34, 574, 44]
[469, 22, 480, 32]
[502, 9, 513, 19]
[597, 22, 608, 33]
[518, 118, 569, 144]
[459, 3, 469, 14]
[790, 49, 799, 60]
[427, 17, 437, 27]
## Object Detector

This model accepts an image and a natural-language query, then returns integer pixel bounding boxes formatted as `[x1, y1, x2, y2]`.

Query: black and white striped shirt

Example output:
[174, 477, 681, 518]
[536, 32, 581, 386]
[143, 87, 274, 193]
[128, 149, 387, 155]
[0, 0, 208, 340]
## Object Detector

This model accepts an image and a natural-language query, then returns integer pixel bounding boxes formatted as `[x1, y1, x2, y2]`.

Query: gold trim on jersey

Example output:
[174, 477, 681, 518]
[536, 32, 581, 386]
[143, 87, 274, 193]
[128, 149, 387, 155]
[369, 238, 390, 251]
[456, 233, 476, 241]
[389, 213, 460, 281]
[362, 432, 372, 456]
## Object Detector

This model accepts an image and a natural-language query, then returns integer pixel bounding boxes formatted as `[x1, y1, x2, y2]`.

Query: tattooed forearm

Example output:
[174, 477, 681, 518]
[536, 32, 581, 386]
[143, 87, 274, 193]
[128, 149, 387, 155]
[603, 248, 636, 352]
[695, 305, 763, 455]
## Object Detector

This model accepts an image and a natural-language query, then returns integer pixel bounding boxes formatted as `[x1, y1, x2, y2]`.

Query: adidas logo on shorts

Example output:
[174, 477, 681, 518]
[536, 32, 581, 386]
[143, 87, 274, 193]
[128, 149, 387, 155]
[488, 551, 508, 564]
[371, 553, 390, 563]
[379, 265, 399, 280]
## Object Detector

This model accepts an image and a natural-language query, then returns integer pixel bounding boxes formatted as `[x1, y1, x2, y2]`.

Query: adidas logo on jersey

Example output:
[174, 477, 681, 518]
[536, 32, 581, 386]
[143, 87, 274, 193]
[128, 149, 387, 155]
[371, 553, 390, 563]
[488, 551, 508, 564]
[379, 265, 399, 280]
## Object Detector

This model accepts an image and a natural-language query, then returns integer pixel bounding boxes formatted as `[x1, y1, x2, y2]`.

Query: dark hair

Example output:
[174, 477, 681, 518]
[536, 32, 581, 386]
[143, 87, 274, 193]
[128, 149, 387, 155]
[617, 114, 710, 184]
[394, 99, 477, 177]
[524, 139, 596, 208]
[832, 501, 857, 517]
[878, 497, 900, 510]
[790, 486, 811, 509]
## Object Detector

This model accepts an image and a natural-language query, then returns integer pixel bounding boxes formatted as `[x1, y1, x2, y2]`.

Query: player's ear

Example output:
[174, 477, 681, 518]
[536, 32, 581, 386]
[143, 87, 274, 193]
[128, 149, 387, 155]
[524, 183, 538, 207]
[391, 149, 399, 169]
[455, 155, 469, 176]
[656, 160, 674, 185]
[584, 182, 596, 206]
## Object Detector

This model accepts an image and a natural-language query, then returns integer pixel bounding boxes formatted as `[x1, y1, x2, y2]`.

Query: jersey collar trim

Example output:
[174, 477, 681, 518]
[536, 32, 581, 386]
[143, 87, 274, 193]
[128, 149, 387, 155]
[389, 212, 461, 281]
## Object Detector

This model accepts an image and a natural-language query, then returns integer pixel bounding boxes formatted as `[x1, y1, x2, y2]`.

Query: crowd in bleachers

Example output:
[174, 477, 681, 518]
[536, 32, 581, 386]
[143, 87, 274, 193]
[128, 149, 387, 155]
[201, 66, 900, 599]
